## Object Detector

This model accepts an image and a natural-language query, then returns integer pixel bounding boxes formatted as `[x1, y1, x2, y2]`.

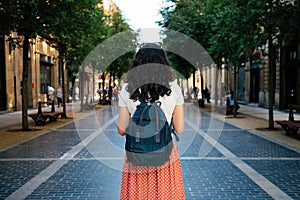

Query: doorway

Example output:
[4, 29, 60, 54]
[285, 68, 297, 107]
[250, 68, 259, 103]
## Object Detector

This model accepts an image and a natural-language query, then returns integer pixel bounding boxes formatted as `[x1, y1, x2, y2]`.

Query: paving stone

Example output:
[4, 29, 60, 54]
[215, 130, 300, 158]
[1, 104, 300, 199]
[181, 133, 224, 157]
[200, 113, 239, 130]
[26, 160, 121, 200]
[0, 130, 93, 159]
[245, 160, 300, 200]
[181, 160, 273, 200]
[0, 161, 53, 199]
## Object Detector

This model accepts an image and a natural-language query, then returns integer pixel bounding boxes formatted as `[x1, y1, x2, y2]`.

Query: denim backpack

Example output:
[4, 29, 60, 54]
[125, 101, 177, 166]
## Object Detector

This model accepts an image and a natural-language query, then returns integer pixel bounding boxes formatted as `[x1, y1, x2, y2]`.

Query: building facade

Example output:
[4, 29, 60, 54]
[0, 34, 62, 111]
[279, 44, 300, 109]
[196, 43, 300, 110]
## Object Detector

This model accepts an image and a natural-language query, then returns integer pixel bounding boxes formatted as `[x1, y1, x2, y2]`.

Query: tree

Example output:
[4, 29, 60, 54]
[246, 0, 298, 129]
[0, 0, 115, 129]
[160, 0, 300, 125]
[159, 0, 211, 96]
[106, 7, 135, 86]
[159, 0, 248, 105]
[204, 0, 263, 116]
[42, 0, 110, 115]
[0, 0, 56, 130]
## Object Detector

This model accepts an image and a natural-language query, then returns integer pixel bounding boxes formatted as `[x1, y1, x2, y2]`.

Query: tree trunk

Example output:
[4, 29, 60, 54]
[186, 77, 189, 98]
[199, 67, 204, 101]
[92, 65, 95, 102]
[268, 34, 275, 129]
[22, 35, 29, 131]
[80, 65, 85, 112]
[214, 65, 219, 106]
[101, 72, 105, 91]
[60, 57, 67, 118]
[233, 64, 237, 117]
[192, 69, 196, 99]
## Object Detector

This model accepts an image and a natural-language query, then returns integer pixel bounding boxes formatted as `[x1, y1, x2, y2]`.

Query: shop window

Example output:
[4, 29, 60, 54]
[40, 64, 51, 94]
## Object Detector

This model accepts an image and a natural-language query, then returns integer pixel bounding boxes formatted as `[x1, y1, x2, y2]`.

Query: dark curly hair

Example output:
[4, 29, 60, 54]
[126, 43, 174, 102]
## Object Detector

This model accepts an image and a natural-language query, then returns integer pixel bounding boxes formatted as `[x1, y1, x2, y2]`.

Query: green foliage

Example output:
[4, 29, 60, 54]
[104, 8, 135, 80]
[159, 0, 300, 126]
[1, 0, 46, 37]
[159, 0, 300, 69]
[108, 51, 135, 80]
[204, 0, 259, 66]
[160, 0, 209, 78]
[83, 29, 137, 79]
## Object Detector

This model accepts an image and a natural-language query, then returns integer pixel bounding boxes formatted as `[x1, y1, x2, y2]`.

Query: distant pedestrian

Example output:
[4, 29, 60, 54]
[69, 86, 74, 100]
[193, 87, 199, 100]
[47, 85, 55, 101]
[203, 87, 211, 103]
[113, 86, 119, 101]
[97, 88, 102, 97]
[56, 84, 63, 107]
[225, 90, 239, 114]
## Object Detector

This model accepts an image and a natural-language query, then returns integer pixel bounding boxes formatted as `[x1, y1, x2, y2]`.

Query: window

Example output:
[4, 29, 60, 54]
[290, 51, 297, 60]
[40, 64, 51, 94]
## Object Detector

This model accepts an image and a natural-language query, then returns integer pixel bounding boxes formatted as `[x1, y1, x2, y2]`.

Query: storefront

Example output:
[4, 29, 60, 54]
[40, 55, 55, 95]
[1, 36, 60, 111]
[249, 53, 260, 103]
[280, 45, 300, 109]
[237, 65, 245, 102]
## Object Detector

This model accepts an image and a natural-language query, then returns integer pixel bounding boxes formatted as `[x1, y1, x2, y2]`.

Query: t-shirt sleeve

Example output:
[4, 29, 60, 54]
[170, 80, 184, 105]
[118, 83, 129, 107]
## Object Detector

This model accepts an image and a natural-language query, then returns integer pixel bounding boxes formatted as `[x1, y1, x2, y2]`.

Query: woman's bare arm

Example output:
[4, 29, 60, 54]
[117, 106, 130, 136]
[172, 104, 184, 134]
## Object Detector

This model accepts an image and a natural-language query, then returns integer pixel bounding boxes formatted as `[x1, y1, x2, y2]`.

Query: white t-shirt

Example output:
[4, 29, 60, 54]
[118, 80, 184, 124]
[48, 86, 55, 95]
[226, 94, 234, 106]
[56, 88, 62, 98]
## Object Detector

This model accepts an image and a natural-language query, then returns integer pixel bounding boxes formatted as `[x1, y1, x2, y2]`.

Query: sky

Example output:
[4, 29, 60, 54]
[112, 0, 172, 42]
[113, 0, 165, 29]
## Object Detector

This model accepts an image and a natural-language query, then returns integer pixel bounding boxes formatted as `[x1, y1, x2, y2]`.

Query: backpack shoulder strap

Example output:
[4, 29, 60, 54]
[170, 118, 180, 141]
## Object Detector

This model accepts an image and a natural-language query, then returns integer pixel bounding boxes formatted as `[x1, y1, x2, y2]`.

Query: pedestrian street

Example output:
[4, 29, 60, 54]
[1, 103, 300, 200]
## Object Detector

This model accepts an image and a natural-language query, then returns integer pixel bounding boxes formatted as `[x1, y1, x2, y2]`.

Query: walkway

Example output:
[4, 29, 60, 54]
[0, 102, 300, 199]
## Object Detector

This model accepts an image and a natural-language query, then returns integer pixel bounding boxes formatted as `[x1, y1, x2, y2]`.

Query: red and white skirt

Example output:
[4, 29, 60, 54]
[120, 143, 185, 200]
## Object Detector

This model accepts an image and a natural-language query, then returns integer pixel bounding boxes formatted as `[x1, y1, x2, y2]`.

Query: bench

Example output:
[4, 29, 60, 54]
[28, 100, 64, 125]
[276, 104, 300, 135]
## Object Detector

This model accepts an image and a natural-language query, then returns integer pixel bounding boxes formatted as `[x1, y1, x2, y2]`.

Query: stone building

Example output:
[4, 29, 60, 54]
[0, 34, 62, 111]
[198, 43, 300, 110]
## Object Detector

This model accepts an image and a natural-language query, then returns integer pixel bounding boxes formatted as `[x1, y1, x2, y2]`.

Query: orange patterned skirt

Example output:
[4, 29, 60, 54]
[120, 143, 185, 200]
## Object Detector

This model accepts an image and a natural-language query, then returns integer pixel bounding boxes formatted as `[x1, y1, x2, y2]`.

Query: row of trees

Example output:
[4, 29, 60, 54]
[159, 0, 300, 128]
[0, 0, 132, 130]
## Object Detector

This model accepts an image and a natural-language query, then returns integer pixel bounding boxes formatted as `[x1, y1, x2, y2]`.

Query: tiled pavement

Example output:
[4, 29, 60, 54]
[0, 102, 300, 199]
